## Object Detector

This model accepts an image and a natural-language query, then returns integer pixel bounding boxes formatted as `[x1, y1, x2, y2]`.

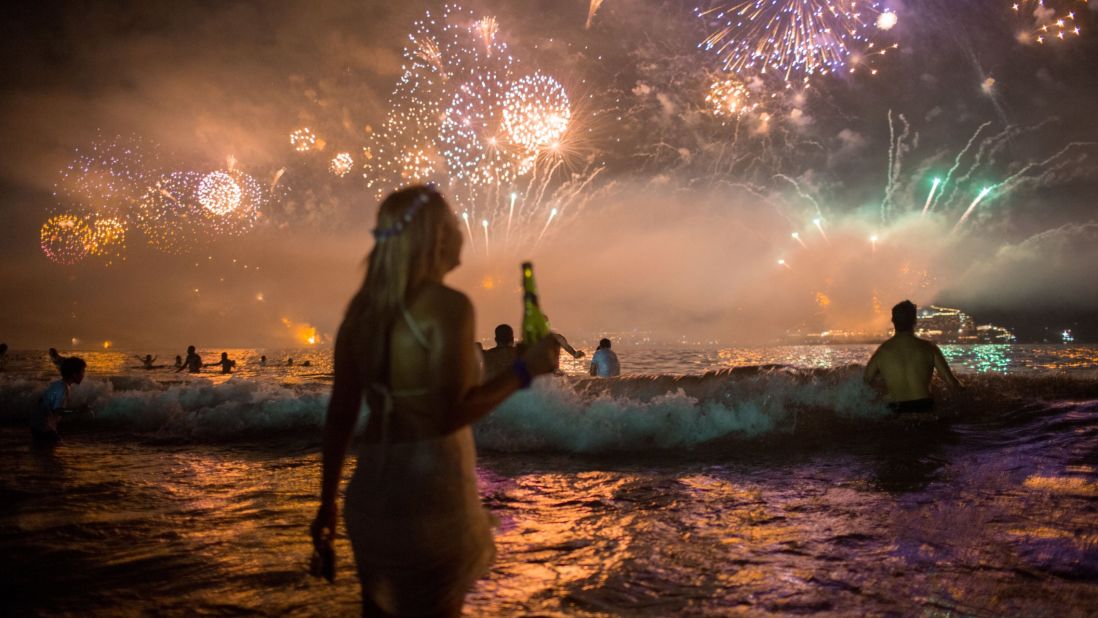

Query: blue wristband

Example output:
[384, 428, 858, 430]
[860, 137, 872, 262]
[511, 358, 533, 389]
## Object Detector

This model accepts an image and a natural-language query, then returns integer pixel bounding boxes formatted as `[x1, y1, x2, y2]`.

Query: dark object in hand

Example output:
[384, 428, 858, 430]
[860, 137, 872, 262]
[310, 530, 335, 582]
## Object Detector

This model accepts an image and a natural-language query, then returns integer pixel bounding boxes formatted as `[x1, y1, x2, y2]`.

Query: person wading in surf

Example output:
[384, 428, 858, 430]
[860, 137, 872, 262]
[864, 300, 962, 413]
[311, 185, 561, 616]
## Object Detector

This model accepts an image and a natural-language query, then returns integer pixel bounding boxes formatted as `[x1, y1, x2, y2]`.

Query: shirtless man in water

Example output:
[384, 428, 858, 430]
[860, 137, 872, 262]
[864, 300, 962, 413]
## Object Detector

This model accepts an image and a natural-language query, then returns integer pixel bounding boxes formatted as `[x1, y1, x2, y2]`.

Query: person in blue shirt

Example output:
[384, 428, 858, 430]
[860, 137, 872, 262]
[33, 356, 89, 444]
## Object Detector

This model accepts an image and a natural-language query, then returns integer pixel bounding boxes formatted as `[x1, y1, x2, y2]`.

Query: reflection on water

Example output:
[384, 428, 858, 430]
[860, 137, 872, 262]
[0, 345, 1096, 614]
[3, 391, 1097, 616]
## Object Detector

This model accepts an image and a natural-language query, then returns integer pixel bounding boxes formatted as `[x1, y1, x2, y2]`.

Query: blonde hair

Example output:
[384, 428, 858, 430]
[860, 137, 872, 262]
[340, 185, 454, 387]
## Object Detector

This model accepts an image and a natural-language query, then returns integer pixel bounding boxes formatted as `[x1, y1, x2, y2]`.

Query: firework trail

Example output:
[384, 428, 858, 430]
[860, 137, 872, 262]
[953, 141, 1094, 231]
[696, 0, 895, 83]
[587, 0, 606, 29]
[881, 111, 912, 222]
[927, 121, 992, 213]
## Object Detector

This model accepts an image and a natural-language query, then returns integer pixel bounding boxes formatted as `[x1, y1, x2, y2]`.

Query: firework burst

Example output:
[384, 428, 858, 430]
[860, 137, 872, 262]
[1009, 0, 1085, 44]
[502, 73, 572, 159]
[364, 4, 515, 195]
[329, 152, 354, 177]
[207, 168, 263, 236]
[40, 214, 92, 265]
[705, 76, 757, 117]
[137, 172, 212, 254]
[197, 171, 242, 215]
[290, 128, 318, 153]
[54, 134, 158, 221]
[696, 0, 893, 82]
[87, 217, 127, 264]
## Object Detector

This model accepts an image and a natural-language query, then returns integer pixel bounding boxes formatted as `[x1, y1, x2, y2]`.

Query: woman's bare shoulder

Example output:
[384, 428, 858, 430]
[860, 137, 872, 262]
[413, 283, 473, 320]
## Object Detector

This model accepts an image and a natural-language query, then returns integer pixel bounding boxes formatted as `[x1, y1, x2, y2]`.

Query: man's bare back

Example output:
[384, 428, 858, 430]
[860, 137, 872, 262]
[864, 332, 961, 404]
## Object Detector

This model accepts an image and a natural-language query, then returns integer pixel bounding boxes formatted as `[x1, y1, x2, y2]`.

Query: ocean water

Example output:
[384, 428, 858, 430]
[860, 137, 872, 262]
[1, 345, 1096, 615]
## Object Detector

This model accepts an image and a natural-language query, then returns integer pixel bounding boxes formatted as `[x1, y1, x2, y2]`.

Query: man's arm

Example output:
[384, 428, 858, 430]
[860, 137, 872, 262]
[863, 347, 881, 385]
[589, 356, 597, 377]
[932, 344, 962, 389]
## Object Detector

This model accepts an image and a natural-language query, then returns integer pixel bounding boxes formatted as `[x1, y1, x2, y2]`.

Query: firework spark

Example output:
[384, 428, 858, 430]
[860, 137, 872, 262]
[696, 0, 893, 82]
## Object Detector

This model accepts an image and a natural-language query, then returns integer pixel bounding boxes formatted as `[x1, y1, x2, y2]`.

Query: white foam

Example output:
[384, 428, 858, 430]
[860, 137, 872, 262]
[1, 371, 889, 449]
[474, 372, 889, 452]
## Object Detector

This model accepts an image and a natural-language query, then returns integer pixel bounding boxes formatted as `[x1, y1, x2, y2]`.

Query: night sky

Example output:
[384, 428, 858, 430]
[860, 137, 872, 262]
[1, 0, 1096, 348]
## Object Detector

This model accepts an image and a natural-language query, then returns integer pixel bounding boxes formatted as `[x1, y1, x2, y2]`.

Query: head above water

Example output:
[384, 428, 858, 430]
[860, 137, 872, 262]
[494, 324, 514, 346]
[892, 300, 917, 333]
[60, 356, 86, 382]
[599, 338, 612, 349]
[220, 352, 228, 359]
[187, 345, 196, 354]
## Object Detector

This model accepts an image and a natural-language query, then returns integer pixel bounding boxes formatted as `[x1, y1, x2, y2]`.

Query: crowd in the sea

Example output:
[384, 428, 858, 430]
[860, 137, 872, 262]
[6, 185, 966, 616]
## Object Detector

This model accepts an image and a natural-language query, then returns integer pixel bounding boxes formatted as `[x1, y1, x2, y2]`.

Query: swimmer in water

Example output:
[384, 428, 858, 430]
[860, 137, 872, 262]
[481, 324, 518, 381]
[286, 357, 294, 367]
[176, 346, 203, 373]
[259, 355, 268, 367]
[33, 356, 91, 445]
[207, 352, 237, 374]
[48, 347, 67, 371]
[0, 343, 8, 371]
[589, 338, 621, 378]
[134, 354, 158, 369]
[543, 316, 584, 359]
[864, 300, 963, 413]
[174, 355, 183, 369]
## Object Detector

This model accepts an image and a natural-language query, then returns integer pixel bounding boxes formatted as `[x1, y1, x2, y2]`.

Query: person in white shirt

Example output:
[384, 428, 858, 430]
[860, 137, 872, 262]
[589, 338, 621, 378]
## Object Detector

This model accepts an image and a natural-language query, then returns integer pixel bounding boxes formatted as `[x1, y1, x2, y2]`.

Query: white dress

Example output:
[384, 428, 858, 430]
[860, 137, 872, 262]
[343, 308, 494, 614]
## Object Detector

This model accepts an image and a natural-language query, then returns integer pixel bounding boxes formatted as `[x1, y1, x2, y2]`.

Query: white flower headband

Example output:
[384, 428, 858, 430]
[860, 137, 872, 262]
[372, 186, 434, 242]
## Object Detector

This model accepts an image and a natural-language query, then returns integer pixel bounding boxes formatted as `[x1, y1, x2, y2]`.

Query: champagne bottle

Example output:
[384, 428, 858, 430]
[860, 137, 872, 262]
[521, 261, 551, 344]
